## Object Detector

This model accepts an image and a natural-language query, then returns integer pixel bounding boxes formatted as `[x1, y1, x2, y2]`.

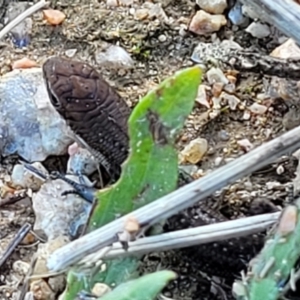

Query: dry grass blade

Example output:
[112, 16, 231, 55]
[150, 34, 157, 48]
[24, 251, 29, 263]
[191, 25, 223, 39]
[78, 212, 280, 265]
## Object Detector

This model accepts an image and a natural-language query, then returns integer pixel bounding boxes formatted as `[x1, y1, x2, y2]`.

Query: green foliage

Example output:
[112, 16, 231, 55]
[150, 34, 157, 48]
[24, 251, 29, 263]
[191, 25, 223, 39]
[98, 271, 176, 300]
[234, 204, 300, 300]
[64, 66, 202, 299]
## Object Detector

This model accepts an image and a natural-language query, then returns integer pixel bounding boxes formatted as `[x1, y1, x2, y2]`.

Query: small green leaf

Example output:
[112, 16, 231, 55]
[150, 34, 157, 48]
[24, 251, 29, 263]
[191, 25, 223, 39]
[235, 204, 300, 300]
[89, 66, 202, 229]
[98, 271, 177, 300]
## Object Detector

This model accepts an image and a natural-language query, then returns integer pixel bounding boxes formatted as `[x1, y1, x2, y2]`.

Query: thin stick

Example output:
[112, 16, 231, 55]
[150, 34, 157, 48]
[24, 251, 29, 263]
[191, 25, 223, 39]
[78, 212, 280, 265]
[0, 0, 49, 40]
[0, 223, 31, 268]
[47, 125, 300, 272]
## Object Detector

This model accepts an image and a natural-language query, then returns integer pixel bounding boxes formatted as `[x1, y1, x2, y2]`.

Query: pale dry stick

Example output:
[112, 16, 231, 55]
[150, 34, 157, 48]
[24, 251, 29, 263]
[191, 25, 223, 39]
[77, 212, 280, 265]
[0, 0, 49, 40]
[47, 125, 300, 272]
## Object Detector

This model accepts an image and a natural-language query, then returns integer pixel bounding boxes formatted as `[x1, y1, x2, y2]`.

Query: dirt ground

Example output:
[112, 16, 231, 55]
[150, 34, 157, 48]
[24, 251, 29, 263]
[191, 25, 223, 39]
[0, 0, 299, 299]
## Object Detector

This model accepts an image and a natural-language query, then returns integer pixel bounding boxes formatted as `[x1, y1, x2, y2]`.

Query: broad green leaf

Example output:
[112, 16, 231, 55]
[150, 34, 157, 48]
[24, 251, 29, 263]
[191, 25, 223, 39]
[64, 66, 202, 299]
[89, 65, 202, 229]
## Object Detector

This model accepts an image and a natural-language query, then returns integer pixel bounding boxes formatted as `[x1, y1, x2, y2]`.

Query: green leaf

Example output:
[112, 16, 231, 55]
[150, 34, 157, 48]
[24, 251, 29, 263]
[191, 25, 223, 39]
[234, 204, 300, 300]
[98, 271, 177, 300]
[89, 65, 202, 230]
[64, 66, 202, 299]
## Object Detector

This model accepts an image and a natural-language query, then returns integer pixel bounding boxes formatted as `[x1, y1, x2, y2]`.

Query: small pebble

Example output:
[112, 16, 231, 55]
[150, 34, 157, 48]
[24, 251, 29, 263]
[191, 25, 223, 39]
[266, 181, 281, 189]
[226, 75, 237, 85]
[243, 181, 253, 190]
[30, 279, 55, 300]
[119, 0, 134, 5]
[65, 49, 77, 58]
[43, 9, 66, 25]
[206, 67, 228, 85]
[107, 0, 118, 6]
[220, 39, 242, 49]
[237, 139, 254, 152]
[11, 163, 45, 191]
[135, 8, 149, 20]
[12, 58, 38, 69]
[212, 96, 221, 110]
[228, 1, 249, 26]
[270, 38, 300, 59]
[209, 110, 220, 120]
[212, 82, 224, 97]
[248, 102, 268, 114]
[196, 0, 227, 14]
[95, 44, 134, 69]
[245, 22, 271, 39]
[221, 92, 240, 110]
[129, 8, 135, 15]
[276, 165, 285, 175]
[243, 110, 251, 120]
[189, 10, 227, 35]
[4, 174, 11, 183]
[223, 83, 236, 94]
[148, 3, 169, 23]
[214, 156, 223, 166]
[158, 34, 167, 42]
[179, 164, 198, 175]
[13, 260, 30, 276]
[241, 4, 261, 20]
[178, 24, 187, 36]
[180, 138, 208, 164]
[196, 84, 210, 108]
[218, 130, 230, 141]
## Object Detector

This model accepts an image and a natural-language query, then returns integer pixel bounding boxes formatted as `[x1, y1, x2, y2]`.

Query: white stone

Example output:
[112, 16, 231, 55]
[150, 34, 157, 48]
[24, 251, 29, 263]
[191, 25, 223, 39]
[196, 0, 228, 14]
[206, 67, 228, 85]
[248, 102, 268, 115]
[189, 10, 227, 35]
[179, 138, 208, 164]
[196, 84, 210, 108]
[32, 175, 93, 240]
[11, 162, 46, 191]
[220, 92, 240, 110]
[270, 38, 300, 59]
[0, 68, 73, 162]
[237, 139, 254, 152]
[245, 22, 270, 39]
[241, 5, 256, 19]
[95, 43, 134, 69]
[65, 49, 77, 57]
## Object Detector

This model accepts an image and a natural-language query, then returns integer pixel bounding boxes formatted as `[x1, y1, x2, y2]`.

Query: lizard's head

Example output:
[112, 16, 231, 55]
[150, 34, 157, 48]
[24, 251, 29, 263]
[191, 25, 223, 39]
[42, 56, 102, 120]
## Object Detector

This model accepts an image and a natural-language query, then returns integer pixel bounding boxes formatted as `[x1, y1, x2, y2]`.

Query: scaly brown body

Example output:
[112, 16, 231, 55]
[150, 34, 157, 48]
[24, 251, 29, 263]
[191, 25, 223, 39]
[42, 57, 131, 179]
